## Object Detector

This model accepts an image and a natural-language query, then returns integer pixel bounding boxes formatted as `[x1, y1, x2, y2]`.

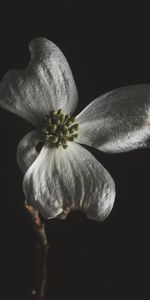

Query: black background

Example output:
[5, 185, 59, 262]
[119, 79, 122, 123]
[0, 2, 150, 299]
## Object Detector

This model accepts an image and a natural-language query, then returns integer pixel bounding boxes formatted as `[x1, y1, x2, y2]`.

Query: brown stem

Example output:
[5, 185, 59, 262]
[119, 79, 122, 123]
[24, 203, 49, 300]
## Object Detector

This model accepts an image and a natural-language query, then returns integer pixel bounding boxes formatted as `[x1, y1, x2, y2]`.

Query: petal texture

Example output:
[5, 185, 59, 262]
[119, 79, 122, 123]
[0, 38, 78, 126]
[17, 130, 43, 173]
[76, 85, 150, 152]
[23, 143, 115, 221]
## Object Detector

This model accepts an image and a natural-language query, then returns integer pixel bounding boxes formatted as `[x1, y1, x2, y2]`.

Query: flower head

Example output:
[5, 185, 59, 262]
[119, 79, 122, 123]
[0, 38, 149, 221]
[41, 109, 79, 149]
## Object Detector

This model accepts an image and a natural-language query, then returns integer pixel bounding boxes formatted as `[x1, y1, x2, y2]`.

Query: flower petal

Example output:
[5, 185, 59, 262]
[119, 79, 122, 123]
[23, 143, 115, 221]
[17, 130, 43, 173]
[76, 84, 150, 152]
[0, 38, 78, 126]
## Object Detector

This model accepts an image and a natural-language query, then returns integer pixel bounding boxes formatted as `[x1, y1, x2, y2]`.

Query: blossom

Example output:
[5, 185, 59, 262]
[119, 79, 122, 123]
[0, 38, 149, 221]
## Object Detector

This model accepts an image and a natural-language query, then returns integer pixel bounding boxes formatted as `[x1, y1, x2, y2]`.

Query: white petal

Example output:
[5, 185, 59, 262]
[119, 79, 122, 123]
[17, 130, 43, 173]
[23, 143, 115, 221]
[76, 85, 150, 153]
[0, 38, 78, 126]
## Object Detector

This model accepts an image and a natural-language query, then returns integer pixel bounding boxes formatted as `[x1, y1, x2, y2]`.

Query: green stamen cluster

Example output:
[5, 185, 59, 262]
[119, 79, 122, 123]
[42, 109, 79, 149]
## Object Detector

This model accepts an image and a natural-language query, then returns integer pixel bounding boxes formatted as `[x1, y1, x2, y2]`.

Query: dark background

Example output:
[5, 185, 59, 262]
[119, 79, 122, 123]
[0, 2, 150, 299]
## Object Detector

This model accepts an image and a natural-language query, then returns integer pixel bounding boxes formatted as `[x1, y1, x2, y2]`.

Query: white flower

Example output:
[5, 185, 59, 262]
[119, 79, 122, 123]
[0, 38, 149, 221]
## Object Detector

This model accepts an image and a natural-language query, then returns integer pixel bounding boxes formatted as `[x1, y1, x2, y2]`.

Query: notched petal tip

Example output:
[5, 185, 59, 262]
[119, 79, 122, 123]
[29, 36, 49, 48]
[17, 130, 43, 173]
[56, 207, 72, 220]
[28, 37, 53, 61]
[29, 37, 55, 55]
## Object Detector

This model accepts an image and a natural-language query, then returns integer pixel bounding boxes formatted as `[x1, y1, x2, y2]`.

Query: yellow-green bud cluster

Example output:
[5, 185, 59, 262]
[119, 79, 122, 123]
[42, 109, 79, 149]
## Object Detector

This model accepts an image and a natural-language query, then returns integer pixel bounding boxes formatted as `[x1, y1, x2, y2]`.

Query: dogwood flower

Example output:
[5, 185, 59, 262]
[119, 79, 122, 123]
[0, 38, 149, 221]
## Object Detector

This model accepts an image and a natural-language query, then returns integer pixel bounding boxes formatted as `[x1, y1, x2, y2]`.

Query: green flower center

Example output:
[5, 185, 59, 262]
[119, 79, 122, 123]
[42, 109, 79, 149]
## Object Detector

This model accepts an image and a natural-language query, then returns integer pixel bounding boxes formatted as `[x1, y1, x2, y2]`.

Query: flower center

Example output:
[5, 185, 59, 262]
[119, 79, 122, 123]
[42, 109, 79, 149]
